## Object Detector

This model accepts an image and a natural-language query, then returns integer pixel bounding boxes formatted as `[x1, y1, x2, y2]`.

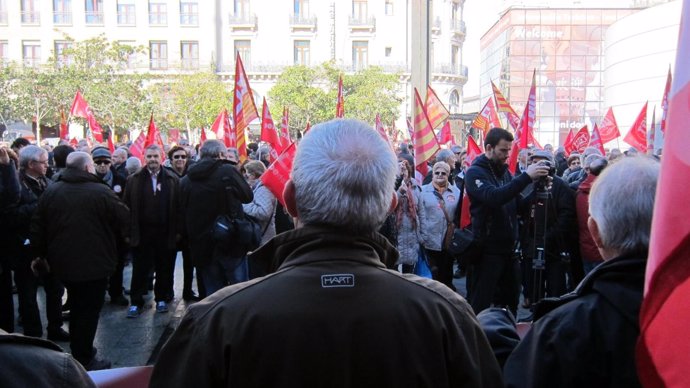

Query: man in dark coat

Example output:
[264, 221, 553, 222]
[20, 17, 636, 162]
[150, 119, 503, 388]
[179, 140, 253, 297]
[0, 147, 20, 333]
[503, 157, 659, 388]
[30, 151, 130, 370]
[123, 145, 180, 317]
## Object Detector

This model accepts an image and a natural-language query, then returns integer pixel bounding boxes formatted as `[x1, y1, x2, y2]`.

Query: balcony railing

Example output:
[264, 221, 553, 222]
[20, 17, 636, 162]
[450, 19, 466, 35]
[290, 14, 316, 26]
[181, 58, 199, 70]
[150, 59, 168, 70]
[53, 11, 72, 24]
[229, 14, 257, 26]
[348, 15, 375, 27]
[433, 63, 469, 78]
[21, 11, 40, 24]
[85, 11, 104, 25]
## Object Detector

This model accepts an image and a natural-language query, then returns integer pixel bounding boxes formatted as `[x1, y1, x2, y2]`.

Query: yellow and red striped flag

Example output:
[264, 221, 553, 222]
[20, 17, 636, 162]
[233, 52, 259, 162]
[491, 81, 521, 130]
[336, 75, 344, 118]
[424, 85, 449, 129]
[413, 88, 440, 176]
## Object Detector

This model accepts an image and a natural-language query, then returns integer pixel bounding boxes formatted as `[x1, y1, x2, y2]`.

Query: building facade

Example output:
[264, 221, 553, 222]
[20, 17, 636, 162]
[0, 0, 468, 130]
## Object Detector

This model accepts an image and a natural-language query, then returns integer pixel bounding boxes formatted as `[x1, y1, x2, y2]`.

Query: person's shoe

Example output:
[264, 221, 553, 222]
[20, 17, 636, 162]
[156, 301, 169, 313]
[110, 295, 129, 306]
[84, 357, 112, 371]
[126, 305, 141, 318]
[47, 328, 70, 342]
[183, 292, 200, 302]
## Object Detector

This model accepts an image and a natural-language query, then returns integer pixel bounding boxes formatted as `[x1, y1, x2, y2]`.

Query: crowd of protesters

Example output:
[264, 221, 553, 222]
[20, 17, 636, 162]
[0, 121, 661, 387]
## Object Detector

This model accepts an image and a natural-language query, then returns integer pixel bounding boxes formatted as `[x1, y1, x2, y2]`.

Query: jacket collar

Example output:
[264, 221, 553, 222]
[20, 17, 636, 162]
[250, 225, 399, 275]
[56, 168, 104, 184]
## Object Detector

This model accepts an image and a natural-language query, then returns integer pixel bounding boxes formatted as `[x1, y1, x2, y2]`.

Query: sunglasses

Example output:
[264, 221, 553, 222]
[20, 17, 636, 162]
[172, 154, 187, 160]
[94, 160, 111, 165]
[434, 171, 448, 176]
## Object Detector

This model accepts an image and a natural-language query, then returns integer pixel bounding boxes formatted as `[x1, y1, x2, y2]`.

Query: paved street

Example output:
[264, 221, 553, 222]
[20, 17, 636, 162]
[22, 253, 530, 368]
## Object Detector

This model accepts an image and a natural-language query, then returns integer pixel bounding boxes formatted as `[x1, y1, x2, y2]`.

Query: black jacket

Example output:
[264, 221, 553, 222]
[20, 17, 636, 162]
[180, 158, 253, 266]
[30, 168, 130, 282]
[503, 254, 646, 388]
[151, 226, 503, 388]
[2, 171, 50, 261]
[465, 154, 533, 255]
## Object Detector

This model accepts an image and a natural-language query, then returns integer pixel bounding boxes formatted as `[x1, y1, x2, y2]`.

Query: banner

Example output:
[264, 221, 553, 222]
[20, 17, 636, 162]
[424, 85, 450, 130]
[233, 52, 259, 161]
[623, 102, 648, 151]
[261, 142, 296, 207]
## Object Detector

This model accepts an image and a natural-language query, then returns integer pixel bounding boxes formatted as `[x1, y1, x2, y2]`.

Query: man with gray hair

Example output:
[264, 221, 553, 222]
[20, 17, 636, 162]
[31, 151, 130, 370]
[151, 119, 502, 388]
[504, 156, 659, 388]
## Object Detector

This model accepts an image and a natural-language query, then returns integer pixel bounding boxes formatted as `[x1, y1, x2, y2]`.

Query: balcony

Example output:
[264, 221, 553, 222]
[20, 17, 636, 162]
[229, 14, 257, 32]
[432, 63, 469, 83]
[85, 11, 104, 25]
[150, 59, 168, 70]
[181, 58, 199, 70]
[450, 19, 466, 38]
[289, 14, 316, 32]
[348, 15, 375, 32]
[21, 11, 40, 25]
[432, 16, 441, 35]
[53, 11, 72, 25]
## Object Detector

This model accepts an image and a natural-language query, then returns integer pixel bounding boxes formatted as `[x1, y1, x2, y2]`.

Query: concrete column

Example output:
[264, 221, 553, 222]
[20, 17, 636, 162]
[410, 0, 430, 113]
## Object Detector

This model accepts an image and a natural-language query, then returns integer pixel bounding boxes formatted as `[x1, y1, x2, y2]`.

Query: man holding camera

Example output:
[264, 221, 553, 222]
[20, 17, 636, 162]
[519, 150, 577, 307]
[465, 128, 550, 315]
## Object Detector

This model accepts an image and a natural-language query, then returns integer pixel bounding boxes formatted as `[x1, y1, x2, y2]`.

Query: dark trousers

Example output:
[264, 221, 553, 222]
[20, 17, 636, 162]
[180, 247, 196, 296]
[63, 278, 107, 365]
[130, 229, 175, 307]
[0, 261, 14, 332]
[522, 256, 568, 301]
[14, 260, 64, 337]
[468, 253, 521, 316]
[199, 256, 247, 297]
[425, 249, 456, 291]
[107, 255, 126, 299]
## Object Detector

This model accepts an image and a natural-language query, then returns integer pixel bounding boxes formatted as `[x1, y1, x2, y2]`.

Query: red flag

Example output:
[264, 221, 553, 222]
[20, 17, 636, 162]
[336, 75, 344, 118]
[424, 85, 450, 129]
[562, 128, 574, 150]
[200, 126, 207, 144]
[144, 114, 166, 161]
[59, 109, 69, 140]
[375, 114, 394, 150]
[413, 88, 441, 177]
[491, 81, 521, 130]
[233, 52, 259, 162]
[69, 90, 104, 142]
[261, 142, 296, 207]
[460, 137, 482, 230]
[637, 6, 690, 386]
[437, 121, 452, 145]
[660, 66, 672, 134]
[624, 102, 648, 151]
[471, 98, 501, 135]
[168, 129, 180, 145]
[648, 106, 656, 154]
[406, 118, 414, 141]
[129, 131, 146, 161]
[565, 125, 591, 155]
[598, 107, 621, 144]
[261, 98, 284, 161]
[69, 137, 78, 147]
[107, 133, 115, 153]
[211, 109, 235, 148]
[280, 107, 292, 146]
[589, 124, 606, 155]
[509, 70, 537, 173]
[465, 136, 482, 167]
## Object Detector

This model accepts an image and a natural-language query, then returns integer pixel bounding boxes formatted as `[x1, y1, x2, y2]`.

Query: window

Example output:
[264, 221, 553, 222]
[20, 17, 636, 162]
[352, 0, 367, 21]
[449, 90, 459, 114]
[294, 0, 309, 17]
[117, 0, 135, 25]
[54, 40, 73, 67]
[23, 41, 41, 68]
[149, 41, 167, 69]
[53, 0, 71, 24]
[180, 41, 198, 69]
[385, 0, 393, 16]
[0, 0, 9, 24]
[234, 0, 250, 20]
[180, 1, 198, 26]
[21, 0, 40, 24]
[234, 40, 251, 68]
[0, 41, 8, 64]
[149, 1, 167, 25]
[294, 40, 310, 66]
[352, 41, 368, 71]
[85, 0, 103, 24]
[451, 45, 459, 72]
[385, 47, 392, 57]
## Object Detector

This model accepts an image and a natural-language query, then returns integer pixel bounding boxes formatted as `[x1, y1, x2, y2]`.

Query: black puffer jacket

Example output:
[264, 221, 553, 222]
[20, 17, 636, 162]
[180, 158, 253, 266]
[503, 254, 646, 388]
[30, 168, 130, 282]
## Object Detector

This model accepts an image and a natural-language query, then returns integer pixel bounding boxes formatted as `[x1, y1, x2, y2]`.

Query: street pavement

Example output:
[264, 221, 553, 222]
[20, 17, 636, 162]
[23, 253, 530, 368]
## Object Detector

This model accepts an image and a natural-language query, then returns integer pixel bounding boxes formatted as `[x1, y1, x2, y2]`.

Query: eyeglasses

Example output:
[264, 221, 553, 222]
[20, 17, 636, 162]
[434, 171, 448, 176]
[32, 159, 49, 165]
[94, 160, 111, 165]
[172, 154, 187, 160]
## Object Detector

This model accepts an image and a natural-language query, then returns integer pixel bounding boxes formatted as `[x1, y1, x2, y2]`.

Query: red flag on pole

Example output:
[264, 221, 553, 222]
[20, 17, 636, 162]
[280, 107, 292, 146]
[69, 137, 78, 147]
[471, 98, 501, 136]
[660, 65, 672, 134]
[465, 136, 482, 167]
[624, 102, 648, 151]
[144, 114, 166, 161]
[509, 70, 537, 174]
[130, 131, 146, 161]
[260, 98, 284, 162]
[233, 52, 259, 162]
[107, 133, 115, 153]
[413, 88, 441, 177]
[200, 126, 207, 144]
[336, 75, 344, 118]
[637, 5, 690, 386]
[168, 129, 180, 145]
[437, 121, 452, 145]
[211, 109, 235, 148]
[69, 90, 104, 142]
[260, 142, 296, 207]
[424, 85, 450, 130]
[598, 107, 621, 144]
[589, 124, 606, 155]
[375, 114, 394, 150]
[562, 128, 574, 151]
[59, 109, 69, 140]
[565, 125, 591, 155]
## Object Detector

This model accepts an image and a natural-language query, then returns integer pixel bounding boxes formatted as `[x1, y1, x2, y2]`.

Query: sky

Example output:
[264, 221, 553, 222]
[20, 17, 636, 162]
[463, 0, 503, 97]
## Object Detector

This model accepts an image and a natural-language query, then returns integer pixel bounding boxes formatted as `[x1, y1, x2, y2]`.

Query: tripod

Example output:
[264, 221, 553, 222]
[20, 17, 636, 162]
[530, 187, 550, 306]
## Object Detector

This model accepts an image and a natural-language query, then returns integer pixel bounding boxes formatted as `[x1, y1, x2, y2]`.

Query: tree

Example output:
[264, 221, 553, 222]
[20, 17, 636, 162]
[269, 63, 402, 137]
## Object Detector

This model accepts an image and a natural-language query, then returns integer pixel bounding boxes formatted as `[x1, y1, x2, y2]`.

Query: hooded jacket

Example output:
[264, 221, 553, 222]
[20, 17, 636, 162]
[503, 254, 646, 388]
[150, 225, 503, 388]
[575, 174, 603, 263]
[179, 158, 253, 266]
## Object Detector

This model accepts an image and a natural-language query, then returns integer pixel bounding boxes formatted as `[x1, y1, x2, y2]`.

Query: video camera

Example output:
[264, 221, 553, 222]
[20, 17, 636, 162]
[535, 160, 556, 192]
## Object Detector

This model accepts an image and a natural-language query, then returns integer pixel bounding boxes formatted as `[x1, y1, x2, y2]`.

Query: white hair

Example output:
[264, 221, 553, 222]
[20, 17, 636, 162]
[66, 151, 92, 171]
[589, 157, 659, 256]
[125, 156, 142, 175]
[18, 145, 48, 169]
[291, 119, 397, 234]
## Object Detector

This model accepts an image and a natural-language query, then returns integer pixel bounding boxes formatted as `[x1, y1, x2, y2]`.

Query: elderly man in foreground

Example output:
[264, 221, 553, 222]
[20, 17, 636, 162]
[503, 156, 659, 388]
[151, 119, 502, 387]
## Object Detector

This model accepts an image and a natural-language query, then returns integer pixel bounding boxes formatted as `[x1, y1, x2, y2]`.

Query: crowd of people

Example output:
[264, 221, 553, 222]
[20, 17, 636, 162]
[0, 120, 660, 387]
